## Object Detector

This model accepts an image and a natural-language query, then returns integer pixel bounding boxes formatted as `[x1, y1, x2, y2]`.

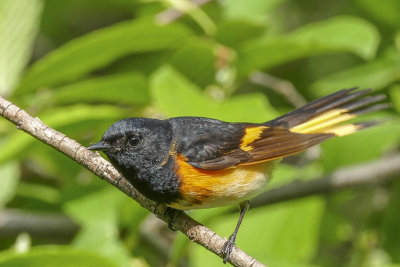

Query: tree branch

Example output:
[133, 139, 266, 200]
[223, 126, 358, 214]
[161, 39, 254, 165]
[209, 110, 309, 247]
[250, 71, 307, 108]
[0, 96, 264, 266]
[156, 0, 214, 25]
[250, 154, 400, 208]
[0, 209, 79, 241]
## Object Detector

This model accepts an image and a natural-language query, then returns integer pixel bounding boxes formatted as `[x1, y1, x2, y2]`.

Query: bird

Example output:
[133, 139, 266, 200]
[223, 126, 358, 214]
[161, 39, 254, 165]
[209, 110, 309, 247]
[87, 88, 387, 263]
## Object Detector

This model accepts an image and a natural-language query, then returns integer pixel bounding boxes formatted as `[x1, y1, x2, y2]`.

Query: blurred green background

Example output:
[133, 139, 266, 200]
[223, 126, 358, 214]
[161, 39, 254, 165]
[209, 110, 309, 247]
[0, 0, 400, 266]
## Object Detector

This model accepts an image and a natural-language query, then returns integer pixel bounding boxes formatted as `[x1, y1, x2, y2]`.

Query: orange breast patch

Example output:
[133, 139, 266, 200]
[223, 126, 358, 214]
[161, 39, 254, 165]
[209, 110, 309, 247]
[172, 154, 274, 210]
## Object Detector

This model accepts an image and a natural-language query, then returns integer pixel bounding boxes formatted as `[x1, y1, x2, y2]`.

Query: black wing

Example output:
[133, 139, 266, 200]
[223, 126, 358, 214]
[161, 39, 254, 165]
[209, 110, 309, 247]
[168, 117, 252, 168]
[169, 117, 329, 170]
[168, 89, 386, 170]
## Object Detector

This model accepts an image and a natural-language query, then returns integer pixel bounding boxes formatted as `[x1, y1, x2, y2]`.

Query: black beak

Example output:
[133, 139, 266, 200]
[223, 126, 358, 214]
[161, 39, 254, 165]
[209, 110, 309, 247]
[87, 141, 110, 151]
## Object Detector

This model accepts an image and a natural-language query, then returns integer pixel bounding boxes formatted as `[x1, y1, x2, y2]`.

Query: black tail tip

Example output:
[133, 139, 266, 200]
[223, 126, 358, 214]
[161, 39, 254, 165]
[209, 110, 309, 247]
[356, 119, 390, 130]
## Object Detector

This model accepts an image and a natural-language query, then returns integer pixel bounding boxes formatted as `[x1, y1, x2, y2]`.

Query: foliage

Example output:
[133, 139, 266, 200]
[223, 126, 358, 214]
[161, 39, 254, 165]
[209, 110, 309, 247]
[0, 0, 399, 266]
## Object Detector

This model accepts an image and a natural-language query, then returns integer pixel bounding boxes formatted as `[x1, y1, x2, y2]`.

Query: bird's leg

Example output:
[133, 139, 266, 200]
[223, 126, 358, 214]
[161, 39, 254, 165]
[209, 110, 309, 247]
[222, 200, 250, 264]
[155, 204, 179, 231]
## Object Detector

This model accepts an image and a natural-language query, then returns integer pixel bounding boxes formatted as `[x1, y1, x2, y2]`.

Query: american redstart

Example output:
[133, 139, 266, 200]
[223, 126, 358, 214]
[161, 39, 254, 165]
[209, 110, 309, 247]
[88, 88, 387, 263]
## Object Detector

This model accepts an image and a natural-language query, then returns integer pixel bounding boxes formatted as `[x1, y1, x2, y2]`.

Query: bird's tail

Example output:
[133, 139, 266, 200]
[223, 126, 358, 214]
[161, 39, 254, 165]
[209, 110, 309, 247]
[265, 88, 389, 137]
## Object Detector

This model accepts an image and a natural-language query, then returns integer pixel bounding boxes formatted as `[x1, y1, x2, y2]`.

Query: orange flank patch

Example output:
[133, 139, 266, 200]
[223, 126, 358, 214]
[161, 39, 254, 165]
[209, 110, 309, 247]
[240, 126, 268, 151]
[171, 154, 274, 210]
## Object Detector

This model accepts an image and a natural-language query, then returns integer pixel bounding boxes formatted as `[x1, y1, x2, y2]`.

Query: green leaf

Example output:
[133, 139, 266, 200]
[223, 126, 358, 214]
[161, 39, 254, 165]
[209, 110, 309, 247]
[0, 161, 19, 208]
[192, 196, 324, 266]
[383, 181, 400, 262]
[0, 246, 117, 267]
[389, 85, 400, 113]
[357, 0, 400, 28]
[64, 188, 131, 266]
[0, 0, 43, 95]
[15, 18, 192, 94]
[50, 72, 149, 105]
[17, 182, 60, 204]
[0, 105, 125, 165]
[223, 0, 285, 24]
[170, 39, 217, 88]
[237, 16, 379, 77]
[150, 65, 278, 122]
[107, 50, 172, 76]
[216, 20, 267, 49]
[310, 51, 400, 97]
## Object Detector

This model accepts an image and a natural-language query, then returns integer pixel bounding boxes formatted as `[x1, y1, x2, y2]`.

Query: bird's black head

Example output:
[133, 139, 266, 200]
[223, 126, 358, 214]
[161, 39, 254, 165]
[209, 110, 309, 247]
[88, 118, 173, 180]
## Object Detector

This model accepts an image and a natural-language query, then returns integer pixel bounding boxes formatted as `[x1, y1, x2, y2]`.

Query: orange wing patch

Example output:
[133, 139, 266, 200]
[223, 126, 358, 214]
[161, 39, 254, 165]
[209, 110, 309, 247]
[240, 126, 268, 151]
[172, 154, 274, 210]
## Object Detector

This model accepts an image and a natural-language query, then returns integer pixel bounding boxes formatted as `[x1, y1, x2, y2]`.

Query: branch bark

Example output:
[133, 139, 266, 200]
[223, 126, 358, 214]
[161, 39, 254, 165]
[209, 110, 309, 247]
[0, 96, 264, 266]
[250, 154, 400, 208]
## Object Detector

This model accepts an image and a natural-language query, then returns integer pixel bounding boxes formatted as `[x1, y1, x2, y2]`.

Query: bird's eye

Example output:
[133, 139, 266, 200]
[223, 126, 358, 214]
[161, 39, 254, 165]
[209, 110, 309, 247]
[128, 135, 141, 147]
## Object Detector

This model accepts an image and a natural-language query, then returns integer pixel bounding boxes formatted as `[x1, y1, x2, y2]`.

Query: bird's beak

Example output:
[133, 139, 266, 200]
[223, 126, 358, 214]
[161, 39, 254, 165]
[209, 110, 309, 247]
[87, 141, 110, 151]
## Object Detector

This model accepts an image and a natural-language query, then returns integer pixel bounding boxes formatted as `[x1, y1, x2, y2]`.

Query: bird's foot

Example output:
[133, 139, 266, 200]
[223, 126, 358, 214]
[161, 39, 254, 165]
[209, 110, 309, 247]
[165, 207, 178, 231]
[222, 234, 236, 264]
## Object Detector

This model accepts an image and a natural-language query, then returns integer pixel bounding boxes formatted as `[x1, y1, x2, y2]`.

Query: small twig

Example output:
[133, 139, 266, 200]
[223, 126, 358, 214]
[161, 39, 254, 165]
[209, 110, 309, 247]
[0, 96, 264, 267]
[156, 0, 214, 25]
[250, 71, 307, 108]
[250, 154, 400, 208]
[0, 209, 79, 240]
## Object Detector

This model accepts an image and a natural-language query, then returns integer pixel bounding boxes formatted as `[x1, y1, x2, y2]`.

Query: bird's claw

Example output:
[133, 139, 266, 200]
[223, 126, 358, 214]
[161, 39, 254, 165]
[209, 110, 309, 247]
[165, 207, 177, 231]
[222, 236, 236, 264]
[168, 220, 177, 231]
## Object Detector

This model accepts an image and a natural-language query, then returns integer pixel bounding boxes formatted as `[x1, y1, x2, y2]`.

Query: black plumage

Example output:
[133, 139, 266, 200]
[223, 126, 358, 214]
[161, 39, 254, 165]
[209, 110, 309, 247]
[88, 88, 387, 263]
